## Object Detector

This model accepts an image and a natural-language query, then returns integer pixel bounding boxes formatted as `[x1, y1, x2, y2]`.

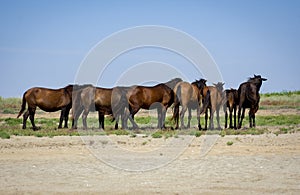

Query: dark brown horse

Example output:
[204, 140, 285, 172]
[17, 85, 74, 130]
[127, 78, 182, 129]
[223, 88, 238, 129]
[203, 82, 225, 130]
[237, 75, 267, 129]
[71, 85, 134, 130]
[173, 79, 208, 130]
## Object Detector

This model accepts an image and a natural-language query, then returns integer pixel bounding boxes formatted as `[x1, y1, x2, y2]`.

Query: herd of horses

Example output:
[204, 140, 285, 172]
[17, 74, 267, 131]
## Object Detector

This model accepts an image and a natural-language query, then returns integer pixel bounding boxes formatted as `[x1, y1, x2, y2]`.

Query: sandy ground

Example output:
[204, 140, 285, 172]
[0, 132, 299, 194]
[0, 109, 300, 194]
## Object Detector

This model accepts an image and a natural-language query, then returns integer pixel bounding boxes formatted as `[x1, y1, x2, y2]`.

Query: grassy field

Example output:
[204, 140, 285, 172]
[0, 91, 299, 138]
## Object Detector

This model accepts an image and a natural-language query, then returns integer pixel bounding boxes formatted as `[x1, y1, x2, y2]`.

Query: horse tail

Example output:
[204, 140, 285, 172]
[200, 89, 210, 114]
[172, 85, 181, 121]
[17, 91, 27, 118]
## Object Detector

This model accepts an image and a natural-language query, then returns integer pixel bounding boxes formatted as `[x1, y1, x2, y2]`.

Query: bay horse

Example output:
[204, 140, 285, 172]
[71, 85, 135, 130]
[237, 74, 267, 129]
[17, 85, 74, 130]
[127, 78, 182, 129]
[223, 88, 238, 129]
[203, 82, 225, 130]
[173, 79, 208, 130]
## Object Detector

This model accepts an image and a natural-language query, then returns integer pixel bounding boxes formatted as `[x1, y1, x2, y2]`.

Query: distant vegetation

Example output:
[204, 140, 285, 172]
[260, 91, 300, 110]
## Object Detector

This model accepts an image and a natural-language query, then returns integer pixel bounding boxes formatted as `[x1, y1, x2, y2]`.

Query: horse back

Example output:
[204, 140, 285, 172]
[238, 82, 260, 108]
[25, 87, 71, 111]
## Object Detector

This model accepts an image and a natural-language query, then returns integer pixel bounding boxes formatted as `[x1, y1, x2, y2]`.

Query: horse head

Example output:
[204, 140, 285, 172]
[192, 78, 207, 90]
[213, 82, 225, 92]
[248, 74, 267, 91]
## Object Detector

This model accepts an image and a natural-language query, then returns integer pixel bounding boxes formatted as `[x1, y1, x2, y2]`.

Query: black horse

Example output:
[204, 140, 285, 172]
[237, 75, 267, 129]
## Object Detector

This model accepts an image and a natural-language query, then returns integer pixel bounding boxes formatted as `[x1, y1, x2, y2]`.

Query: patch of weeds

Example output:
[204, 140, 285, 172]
[246, 128, 267, 135]
[0, 130, 10, 139]
[152, 131, 162, 138]
[35, 133, 43, 138]
[111, 129, 129, 136]
[130, 134, 137, 138]
[3, 118, 21, 126]
[142, 141, 147, 145]
[194, 131, 202, 137]
[279, 127, 289, 134]
[226, 141, 233, 146]
[220, 130, 226, 137]
[164, 131, 174, 139]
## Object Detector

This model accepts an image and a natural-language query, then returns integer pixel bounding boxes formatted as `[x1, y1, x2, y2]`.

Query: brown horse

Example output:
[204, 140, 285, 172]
[173, 79, 208, 130]
[17, 85, 74, 130]
[127, 78, 182, 129]
[237, 75, 267, 129]
[203, 82, 225, 130]
[223, 88, 238, 129]
[71, 85, 135, 130]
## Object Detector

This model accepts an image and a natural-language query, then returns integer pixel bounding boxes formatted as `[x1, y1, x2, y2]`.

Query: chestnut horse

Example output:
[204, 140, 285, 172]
[127, 78, 182, 129]
[237, 75, 267, 129]
[203, 82, 225, 130]
[17, 85, 74, 130]
[223, 88, 238, 129]
[173, 79, 208, 130]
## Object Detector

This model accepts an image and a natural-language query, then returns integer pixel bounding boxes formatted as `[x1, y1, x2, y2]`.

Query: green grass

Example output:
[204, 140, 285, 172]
[256, 115, 300, 126]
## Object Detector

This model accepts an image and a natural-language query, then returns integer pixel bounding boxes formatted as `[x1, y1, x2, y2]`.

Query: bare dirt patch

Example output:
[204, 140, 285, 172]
[0, 132, 299, 194]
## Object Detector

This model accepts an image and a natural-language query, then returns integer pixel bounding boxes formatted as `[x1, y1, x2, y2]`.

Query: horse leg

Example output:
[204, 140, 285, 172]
[114, 114, 119, 130]
[209, 107, 215, 130]
[249, 111, 253, 128]
[58, 109, 65, 129]
[22, 110, 30, 129]
[129, 106, 139, 129]
[122, 107, 130, 129]
[216, 108, 221, 130]
[186, 107, 192, 129]
[157, 107, 162, 129]
[98, 112, 104, 130]
[238, 107, 245, 129]
[161, 106, 167, 129]
[173, 104, 180, 129]
[253, 113, 256, 128]
[229, 110, 233, 129]
[72, 107, 82, 129]
[28, 107, 38, 130]
[204, 110, 208, 130]
[82, 109, 89, 130]
[197, 106, 201, 130]
[224, 108, 228, 129]
[180, 106, 187, 129]
[64, 106, 71, 128]
[233, 107, 237, 129]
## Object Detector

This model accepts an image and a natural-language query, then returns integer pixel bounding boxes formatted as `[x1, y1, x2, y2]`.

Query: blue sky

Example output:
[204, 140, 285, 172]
[0, 0, 300, 97]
